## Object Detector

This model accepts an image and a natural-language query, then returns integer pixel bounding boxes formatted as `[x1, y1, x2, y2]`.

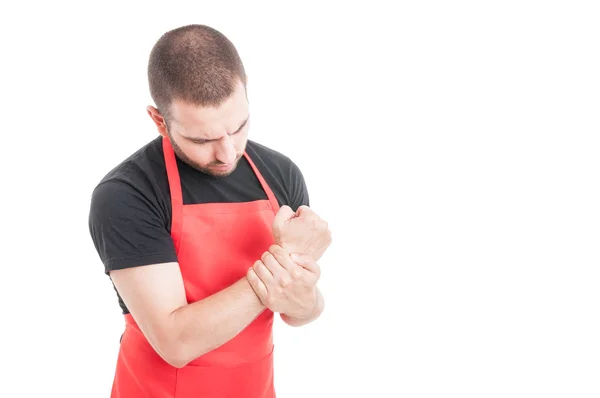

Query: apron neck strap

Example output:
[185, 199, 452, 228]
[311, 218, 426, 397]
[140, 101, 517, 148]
[162, 135, 281, 215]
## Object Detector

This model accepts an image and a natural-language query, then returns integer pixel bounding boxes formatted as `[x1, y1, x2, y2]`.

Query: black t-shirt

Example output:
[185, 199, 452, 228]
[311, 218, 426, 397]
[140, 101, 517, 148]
[88, 135, 309, 314]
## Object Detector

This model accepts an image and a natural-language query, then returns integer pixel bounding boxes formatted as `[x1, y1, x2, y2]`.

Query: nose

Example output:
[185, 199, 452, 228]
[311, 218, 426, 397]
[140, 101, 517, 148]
[215, 136, 237, 164]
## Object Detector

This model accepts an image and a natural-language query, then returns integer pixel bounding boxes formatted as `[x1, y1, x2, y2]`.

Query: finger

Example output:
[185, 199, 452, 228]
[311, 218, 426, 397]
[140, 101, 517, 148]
[247, 268, 268, 301]
[291, 253, 320, 275]
[273, 205, 296, 226]
[262, 250, 293, 287]
[268, 244, 297, 272]
[262, 250, 286, 275]
[268, 246, 306, 283]
[295, 205, 311, 216]
[253, 260, 276, 288]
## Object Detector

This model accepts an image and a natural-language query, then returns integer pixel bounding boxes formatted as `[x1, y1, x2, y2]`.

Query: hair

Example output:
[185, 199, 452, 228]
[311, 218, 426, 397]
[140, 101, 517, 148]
[147, 24, 247, 126]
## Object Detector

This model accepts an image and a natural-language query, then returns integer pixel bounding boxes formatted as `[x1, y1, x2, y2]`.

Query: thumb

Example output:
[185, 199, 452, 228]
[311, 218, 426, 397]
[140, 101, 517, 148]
[273, 205, 296, 227]
[295, 205, 312, 217]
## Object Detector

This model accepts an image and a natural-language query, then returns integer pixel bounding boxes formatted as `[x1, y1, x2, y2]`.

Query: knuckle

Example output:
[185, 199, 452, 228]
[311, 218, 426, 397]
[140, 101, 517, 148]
[261, 252, 271, 263]
[279, 277, 291, 287]
[272, 245, 284, 257]
[291, 268, 303, 279]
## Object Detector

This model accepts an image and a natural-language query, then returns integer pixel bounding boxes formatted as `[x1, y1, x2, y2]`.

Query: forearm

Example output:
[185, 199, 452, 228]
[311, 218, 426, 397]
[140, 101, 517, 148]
[169, 277, 265, 367]
[280, 288, 325, 327]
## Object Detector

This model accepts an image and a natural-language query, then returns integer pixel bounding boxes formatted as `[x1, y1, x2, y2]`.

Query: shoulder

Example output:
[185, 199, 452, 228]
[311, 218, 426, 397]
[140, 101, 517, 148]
[245, 140, 309, 209]
[88, 137, 176, 275]
[246, 140, 292, 166]
[245, 140, 304, 179]
[93, 136, 165, 189]
[89, 136, 169, 221]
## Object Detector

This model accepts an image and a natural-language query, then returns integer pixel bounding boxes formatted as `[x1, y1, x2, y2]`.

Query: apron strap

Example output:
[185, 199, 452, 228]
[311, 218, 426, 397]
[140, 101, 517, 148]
[162, 136, 184, 254]
[162, 135, 281, 255]
[243, 151, 280, 213]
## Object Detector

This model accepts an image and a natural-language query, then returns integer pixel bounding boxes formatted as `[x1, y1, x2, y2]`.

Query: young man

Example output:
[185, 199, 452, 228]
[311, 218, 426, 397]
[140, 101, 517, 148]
[88, 24, 331, 397]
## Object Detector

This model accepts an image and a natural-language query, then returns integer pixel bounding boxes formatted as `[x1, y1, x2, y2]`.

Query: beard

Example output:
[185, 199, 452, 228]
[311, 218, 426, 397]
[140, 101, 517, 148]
[168, 133, 245, 178]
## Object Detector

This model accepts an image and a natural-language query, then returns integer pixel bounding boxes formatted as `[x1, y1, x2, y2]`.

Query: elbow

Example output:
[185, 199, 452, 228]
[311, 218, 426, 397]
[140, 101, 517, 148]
[149, 320, 215, 368]
[151, 334, 192, 368]
[158, 339, 212, 369]
[164, 351, 188, 369]
[159, 342, 191, 368]
[166, 358, 189, 369]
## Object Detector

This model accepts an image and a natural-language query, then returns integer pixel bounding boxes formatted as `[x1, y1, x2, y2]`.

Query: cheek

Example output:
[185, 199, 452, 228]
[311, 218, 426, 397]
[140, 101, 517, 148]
[235, 130, 249, 151]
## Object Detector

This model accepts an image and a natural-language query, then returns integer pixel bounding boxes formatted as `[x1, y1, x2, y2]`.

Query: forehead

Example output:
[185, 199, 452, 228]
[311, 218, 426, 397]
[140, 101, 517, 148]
[169, 82, 248, 139]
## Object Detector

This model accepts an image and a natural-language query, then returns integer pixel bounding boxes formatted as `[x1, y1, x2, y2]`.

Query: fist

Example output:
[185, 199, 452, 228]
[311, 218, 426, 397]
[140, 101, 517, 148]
[272, 205, 331, 261]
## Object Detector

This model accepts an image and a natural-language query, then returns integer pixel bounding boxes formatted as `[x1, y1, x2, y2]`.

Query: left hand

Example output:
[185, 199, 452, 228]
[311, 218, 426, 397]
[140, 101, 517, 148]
[271, 205, 332, 262]
[247, 244, 320, 319]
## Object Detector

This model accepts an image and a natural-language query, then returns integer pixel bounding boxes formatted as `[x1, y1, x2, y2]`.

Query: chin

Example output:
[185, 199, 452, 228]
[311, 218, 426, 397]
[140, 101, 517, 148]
[208, 168, 235, 177]
[205, 158, 241, 177]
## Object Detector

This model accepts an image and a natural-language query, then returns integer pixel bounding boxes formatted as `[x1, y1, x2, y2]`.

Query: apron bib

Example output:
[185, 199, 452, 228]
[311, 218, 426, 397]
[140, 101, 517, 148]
[110, 136, 280, 397]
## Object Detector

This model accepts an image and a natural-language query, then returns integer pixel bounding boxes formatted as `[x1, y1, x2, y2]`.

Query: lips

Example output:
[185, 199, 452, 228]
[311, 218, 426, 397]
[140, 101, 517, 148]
[212, 164, 233, 170]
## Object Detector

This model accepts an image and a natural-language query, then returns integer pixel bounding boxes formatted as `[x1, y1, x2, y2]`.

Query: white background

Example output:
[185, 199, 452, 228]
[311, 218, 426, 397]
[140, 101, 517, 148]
[1, 1, 599, 397]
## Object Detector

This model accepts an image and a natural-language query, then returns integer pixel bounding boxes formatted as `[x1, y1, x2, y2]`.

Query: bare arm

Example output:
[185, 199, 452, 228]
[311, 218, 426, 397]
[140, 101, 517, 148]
[110, 261, 265, 368]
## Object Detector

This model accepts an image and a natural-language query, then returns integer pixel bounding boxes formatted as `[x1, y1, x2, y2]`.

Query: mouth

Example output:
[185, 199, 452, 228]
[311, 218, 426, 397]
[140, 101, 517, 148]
[212, 163, 234, 171]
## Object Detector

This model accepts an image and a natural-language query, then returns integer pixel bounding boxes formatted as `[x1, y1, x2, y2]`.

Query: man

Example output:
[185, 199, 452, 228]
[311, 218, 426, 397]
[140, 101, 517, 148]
[88, 24, 331, 397]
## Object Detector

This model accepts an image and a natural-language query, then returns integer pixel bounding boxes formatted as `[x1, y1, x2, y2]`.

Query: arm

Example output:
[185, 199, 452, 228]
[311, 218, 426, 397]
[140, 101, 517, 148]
[89, 181, 265, 368]
[272, 158, 328, 326]
[273, 159, 331, 262]
[110, 263, 265, 368]
[250, 158, 330, 326]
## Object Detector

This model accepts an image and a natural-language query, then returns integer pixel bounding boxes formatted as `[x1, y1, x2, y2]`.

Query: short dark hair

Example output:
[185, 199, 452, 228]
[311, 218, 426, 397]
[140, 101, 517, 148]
[147, 24, 247, 125]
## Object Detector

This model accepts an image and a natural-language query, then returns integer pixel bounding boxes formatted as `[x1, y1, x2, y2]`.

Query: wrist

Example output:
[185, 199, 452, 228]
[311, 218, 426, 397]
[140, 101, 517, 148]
[282, 289, 323, 325]
[300, 289, 320, 318]
[242, 276, 267, 311]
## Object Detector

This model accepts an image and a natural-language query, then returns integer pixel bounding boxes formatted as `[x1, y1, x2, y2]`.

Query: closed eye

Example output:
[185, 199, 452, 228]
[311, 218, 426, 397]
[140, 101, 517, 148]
[186, 116, 249, 145]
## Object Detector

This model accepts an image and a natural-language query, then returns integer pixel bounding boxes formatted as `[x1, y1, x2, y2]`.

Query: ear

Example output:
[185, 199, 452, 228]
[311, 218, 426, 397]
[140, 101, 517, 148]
[146, 106, 168, 137]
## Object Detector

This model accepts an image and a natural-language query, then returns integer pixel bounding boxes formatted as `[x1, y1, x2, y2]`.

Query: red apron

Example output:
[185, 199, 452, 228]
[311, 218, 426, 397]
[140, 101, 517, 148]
[110, 136, 279, 397]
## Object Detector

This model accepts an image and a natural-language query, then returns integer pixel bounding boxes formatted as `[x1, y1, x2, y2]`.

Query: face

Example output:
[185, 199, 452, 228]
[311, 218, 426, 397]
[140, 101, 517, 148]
[147, 80, 250, 177]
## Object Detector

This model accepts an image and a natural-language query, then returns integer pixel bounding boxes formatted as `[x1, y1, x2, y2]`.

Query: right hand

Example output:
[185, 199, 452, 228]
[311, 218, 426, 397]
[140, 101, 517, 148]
[272, 205, 332, 261]
[247, 245, 320, 319]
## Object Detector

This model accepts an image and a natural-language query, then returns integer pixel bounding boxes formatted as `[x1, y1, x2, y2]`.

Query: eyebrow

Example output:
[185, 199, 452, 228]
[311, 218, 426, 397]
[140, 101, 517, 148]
[184, 115, 250, 143]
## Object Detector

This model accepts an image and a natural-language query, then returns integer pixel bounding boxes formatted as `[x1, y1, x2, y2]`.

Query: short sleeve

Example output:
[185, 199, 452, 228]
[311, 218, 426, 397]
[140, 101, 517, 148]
[88, 180, 177, 274]
[288, 160, 310, 211]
